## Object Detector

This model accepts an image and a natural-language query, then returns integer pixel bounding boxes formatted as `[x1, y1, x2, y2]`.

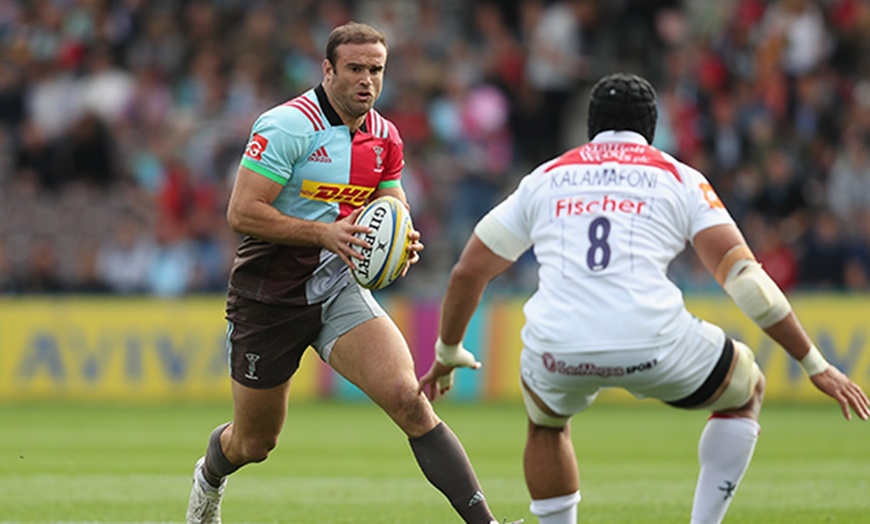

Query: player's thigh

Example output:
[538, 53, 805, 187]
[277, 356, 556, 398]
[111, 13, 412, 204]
[604, 318, 725, 405]
[329, 316, 422, 405]
[328, 318, 437, 434]
[658, 320, 761, 411]
[226, 292, 322, 388]
[520, 348, 603, 419]
[230, 378, 291, 441]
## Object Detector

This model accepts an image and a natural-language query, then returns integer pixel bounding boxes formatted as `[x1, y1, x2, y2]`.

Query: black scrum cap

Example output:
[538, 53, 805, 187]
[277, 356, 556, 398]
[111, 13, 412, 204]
[587, 73, 657, 143]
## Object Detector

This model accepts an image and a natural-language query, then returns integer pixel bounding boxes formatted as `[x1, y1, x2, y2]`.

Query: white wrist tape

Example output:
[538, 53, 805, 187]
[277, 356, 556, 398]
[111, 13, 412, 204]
[799, 345, 830, 376]
[723, 259, 792, 328]
[434, 338, 479, 368]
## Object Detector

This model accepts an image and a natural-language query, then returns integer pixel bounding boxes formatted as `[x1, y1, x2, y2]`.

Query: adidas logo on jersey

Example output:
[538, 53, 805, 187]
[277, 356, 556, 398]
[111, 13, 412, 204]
[307, 146, 332, 163]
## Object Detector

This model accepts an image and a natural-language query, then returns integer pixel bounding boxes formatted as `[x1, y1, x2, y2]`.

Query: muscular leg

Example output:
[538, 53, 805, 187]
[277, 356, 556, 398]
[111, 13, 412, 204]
[201, 380, 291, 486]
[525, 422, 581, 524]
[525, 422, 579, 499]
[691, 372, 765, 524]
[328, 316, 496, 524]
[329, 316, 437, 436]
[224, 379, 292, 464]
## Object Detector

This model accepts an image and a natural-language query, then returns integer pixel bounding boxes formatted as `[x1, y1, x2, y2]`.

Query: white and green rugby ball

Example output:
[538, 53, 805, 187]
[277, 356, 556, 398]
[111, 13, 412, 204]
[351, 196, 413, 290]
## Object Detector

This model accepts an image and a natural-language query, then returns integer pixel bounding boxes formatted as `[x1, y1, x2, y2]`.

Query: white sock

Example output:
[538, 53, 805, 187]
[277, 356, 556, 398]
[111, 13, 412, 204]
[529, 491, 581, 524]
[691, 416, 760, 524]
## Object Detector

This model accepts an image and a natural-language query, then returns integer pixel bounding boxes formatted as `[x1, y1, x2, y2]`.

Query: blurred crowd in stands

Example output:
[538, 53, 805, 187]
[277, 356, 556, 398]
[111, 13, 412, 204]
[1, 0, 870, 297]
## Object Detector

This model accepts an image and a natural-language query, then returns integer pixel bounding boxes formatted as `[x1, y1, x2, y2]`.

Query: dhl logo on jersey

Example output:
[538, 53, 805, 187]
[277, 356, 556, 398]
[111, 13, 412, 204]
[300, 180, 374, 205]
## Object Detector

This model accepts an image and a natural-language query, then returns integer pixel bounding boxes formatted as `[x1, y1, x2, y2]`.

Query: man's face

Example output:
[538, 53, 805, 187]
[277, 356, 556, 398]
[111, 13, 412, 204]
[323, 42, 386, 121]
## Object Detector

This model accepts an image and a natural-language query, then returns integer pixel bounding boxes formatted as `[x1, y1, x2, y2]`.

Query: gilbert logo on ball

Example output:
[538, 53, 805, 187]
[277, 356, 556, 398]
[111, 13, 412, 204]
[351, 196, 413, 290]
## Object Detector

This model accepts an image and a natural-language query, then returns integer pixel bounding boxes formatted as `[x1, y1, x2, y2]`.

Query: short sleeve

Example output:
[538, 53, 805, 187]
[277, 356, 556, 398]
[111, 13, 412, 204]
[240, 108, 310, 185]
[476, 176, 534, 258]
[685, 168, 736, 238]
[377, 119, 405, 189]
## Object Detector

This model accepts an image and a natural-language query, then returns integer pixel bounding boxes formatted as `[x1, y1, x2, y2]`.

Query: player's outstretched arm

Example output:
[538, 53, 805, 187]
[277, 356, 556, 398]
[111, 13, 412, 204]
[693, 224, 870, 421]
[764, 316, 869, 421]
[419, 234, 513, 400]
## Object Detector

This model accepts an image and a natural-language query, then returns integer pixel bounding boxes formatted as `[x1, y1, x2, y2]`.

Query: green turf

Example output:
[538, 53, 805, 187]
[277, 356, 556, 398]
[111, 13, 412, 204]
[0, 400, 867, 523]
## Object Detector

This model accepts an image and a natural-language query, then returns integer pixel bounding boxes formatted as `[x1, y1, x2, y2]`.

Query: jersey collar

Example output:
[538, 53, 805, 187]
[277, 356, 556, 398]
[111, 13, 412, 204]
[590, 130, 649, 145]
[314, 84, 369, 133]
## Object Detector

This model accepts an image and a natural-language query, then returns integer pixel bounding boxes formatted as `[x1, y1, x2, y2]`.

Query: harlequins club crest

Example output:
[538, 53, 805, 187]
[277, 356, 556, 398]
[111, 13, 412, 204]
[245, 353, 260, 380]
[373, 145, 384, 172]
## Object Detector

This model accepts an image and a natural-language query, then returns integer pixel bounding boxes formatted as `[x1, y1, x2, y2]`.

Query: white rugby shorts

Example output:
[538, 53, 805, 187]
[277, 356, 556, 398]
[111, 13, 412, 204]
[520, 317, 728, 416]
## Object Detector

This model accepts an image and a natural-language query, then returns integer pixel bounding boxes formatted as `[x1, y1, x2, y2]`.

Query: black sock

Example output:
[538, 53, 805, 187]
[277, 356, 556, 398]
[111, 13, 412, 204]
[409, 422, 494, 524]
[202, 422, 240, 488]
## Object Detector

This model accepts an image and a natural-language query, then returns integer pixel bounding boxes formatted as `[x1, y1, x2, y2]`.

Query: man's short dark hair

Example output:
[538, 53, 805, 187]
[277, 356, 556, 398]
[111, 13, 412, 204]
[587, 73, 657, 144]
[325, 22, 388, 67]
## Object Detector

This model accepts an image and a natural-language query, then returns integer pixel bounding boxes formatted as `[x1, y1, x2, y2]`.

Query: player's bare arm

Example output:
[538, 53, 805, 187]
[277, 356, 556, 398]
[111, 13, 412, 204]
[693, 224, 870, 421]
[228, 165, 371, 267]
[441, 234, 512, 342]
[419, 234, 512, 400]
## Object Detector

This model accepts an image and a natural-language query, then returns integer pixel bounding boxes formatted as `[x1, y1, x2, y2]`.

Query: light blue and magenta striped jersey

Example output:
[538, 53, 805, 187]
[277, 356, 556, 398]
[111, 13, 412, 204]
[229, 85, 405, 304]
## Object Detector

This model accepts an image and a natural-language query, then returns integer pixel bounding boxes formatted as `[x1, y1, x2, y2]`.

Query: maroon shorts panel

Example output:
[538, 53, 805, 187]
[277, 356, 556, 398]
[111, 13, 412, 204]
[226, 292, 323, 388]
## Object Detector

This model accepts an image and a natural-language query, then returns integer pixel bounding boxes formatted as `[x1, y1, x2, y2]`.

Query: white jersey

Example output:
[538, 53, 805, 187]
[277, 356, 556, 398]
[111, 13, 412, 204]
[477, 131, 735, 353]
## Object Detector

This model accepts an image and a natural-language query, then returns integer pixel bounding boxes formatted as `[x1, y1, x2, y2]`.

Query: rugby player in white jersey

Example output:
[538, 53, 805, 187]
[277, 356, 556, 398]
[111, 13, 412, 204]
[419, 72, 869, 524]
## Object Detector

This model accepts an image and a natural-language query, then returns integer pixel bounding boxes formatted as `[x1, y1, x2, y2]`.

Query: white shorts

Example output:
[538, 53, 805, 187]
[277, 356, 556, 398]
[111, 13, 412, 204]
[520, 317, 728, 416]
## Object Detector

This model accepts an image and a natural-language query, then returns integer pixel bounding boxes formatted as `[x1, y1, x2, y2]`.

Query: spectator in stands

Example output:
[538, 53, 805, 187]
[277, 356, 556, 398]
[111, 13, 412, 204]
[827, 127, 870, 222]
[844, 210, 870, 291]
[3, 0, 870, 295]
[0, 241, 19, 295]
[522, 0, 597, 163]
[67, 242, 111, 294]
[799, 209, 850, 289]
[752, 146, 810, 240]
[96, 213, 156, 295]
[18, 239, 65, 294]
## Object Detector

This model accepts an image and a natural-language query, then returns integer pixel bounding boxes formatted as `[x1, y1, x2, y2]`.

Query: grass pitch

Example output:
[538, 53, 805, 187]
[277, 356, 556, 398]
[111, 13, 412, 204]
[0, 400, 868, 523]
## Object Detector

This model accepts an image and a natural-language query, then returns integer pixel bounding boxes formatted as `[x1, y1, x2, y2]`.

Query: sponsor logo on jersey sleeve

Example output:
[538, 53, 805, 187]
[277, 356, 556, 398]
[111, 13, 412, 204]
[300, 180, 374, 205]
[700, 183, 725, 209]
[245, 133, 268, 161]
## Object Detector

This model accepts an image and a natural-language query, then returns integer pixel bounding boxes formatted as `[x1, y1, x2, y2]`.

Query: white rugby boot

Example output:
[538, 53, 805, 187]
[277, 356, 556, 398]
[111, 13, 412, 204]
[186, 456, 226, 524]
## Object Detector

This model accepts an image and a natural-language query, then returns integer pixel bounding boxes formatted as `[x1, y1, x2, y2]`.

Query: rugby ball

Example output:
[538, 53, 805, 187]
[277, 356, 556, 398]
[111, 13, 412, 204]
[351, 196, 413, 290]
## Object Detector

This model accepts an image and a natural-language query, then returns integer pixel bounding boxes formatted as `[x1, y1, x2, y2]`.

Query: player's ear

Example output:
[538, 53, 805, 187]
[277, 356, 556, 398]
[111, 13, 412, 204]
[322, 58, 334, 80]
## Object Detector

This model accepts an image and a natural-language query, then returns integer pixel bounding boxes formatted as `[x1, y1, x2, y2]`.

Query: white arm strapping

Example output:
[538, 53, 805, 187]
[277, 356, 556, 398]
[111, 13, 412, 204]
[722, 259, 792, 328]
[473, 213, 530, 262]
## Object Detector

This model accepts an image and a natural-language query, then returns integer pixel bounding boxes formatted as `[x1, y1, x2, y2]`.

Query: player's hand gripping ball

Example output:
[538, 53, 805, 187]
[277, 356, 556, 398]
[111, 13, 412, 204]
[351, 196, 413, 290]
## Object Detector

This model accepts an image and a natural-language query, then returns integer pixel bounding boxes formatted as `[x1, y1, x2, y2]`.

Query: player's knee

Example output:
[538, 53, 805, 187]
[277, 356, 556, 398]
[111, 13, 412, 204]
[752, 368, 766, 400]
[237, 434, 279, 463]
[385, 386, 438, 436]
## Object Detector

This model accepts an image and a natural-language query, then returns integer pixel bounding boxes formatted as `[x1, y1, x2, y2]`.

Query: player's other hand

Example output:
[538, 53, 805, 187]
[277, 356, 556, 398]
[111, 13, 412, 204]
[419, 339, 482, 400]
[810, 366, 870, 421]
[419, 360, 460, 401]
[324, 206, 371, 270]
[401, 228, 424, 277]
